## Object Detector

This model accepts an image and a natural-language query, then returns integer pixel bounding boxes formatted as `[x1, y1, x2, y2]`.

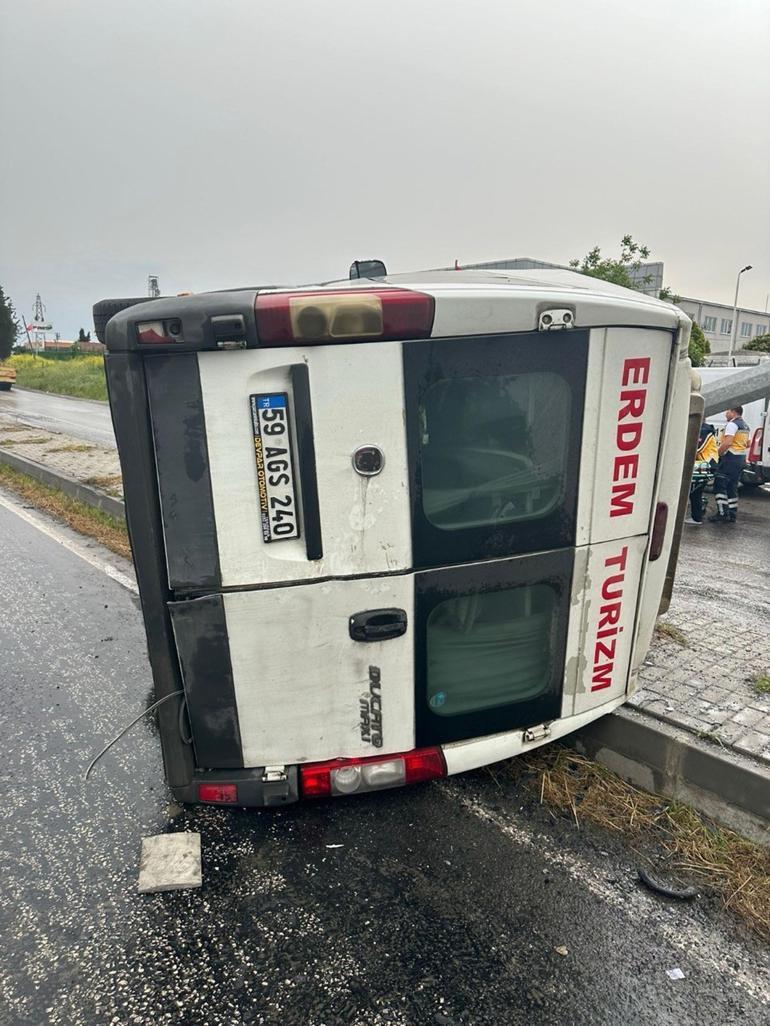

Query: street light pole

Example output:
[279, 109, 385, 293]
[727, 264, 752, 365]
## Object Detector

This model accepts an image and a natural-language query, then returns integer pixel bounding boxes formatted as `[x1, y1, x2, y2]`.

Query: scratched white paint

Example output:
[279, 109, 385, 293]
[198, 341, 411, 588]
[222, 576, 415, 766]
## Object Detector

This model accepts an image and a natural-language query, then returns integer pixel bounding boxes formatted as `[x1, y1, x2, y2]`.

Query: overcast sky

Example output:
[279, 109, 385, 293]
[1, 0, 769, 339]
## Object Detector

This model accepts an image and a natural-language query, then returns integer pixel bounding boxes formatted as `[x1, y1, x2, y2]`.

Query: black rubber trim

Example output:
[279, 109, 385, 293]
[290, 363, 323, 560]
[145, 354, 222, 591]
[103, 352, 195, 791]
[168, 594, 244, 769]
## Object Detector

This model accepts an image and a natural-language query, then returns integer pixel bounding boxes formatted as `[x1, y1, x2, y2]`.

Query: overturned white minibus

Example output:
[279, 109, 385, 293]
[96, 268, 702, 805]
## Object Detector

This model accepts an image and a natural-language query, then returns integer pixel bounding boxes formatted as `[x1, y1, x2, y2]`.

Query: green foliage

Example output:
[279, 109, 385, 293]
[742, 333, 770, 353]
[570, 234, 652, 289]
[0, 285, 20, 361]
[9, 354, 107, 400]
[77, 328, 91, 343]
[688, 322, 710, 367]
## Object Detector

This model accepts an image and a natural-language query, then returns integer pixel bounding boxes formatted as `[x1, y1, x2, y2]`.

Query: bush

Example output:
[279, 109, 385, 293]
[689, 322, 710, 368]
[742, 333, 770, 353]
[8, 354, 107, 400]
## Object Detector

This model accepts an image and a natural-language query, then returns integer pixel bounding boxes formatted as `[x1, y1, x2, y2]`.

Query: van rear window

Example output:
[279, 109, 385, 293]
[419, 372, 571, 531]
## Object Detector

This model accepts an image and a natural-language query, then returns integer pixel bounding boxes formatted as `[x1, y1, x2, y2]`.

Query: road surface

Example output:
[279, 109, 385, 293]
[0, 386, 115, 447]
[0, 487, 768, 1026]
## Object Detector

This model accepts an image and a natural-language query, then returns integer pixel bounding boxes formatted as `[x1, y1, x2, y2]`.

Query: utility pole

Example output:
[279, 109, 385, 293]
[727, 265, 752, 366]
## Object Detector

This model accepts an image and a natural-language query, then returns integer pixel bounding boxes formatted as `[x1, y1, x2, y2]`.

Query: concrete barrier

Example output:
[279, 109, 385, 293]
[0, 446, 126, 522]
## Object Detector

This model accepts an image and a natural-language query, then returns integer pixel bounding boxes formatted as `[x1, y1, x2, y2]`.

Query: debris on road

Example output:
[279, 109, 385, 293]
[138, 833, 202, 893]
[666, 968, 686, 981]
[554, 946, 569, 957]
[638, 867, 698, 900]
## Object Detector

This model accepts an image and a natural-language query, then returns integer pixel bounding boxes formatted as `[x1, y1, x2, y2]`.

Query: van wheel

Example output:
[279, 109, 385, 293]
[92, 297, 162, 345]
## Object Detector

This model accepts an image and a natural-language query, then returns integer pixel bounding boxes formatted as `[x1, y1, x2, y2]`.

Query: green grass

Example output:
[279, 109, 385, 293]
[752, 674, 770, 695]
[9, 354, 107, 401]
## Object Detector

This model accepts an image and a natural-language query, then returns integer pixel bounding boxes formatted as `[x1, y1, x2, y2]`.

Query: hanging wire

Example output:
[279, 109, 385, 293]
[84, 689, 184, 781]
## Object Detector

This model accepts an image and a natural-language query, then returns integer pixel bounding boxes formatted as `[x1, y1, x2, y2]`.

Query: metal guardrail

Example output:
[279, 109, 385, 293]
[701, 362, 770, 417]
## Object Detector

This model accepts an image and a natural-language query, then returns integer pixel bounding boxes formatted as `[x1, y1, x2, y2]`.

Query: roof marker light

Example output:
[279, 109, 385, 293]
[255, 288, 434, 346]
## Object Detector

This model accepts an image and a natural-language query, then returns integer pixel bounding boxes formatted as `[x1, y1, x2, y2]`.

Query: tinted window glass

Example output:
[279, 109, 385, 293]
[426, 584, 555, 716]
[419, 372, 570, 531]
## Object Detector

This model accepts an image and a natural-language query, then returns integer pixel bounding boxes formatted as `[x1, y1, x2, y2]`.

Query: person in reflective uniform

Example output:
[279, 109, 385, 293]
[709, 406, 749, 524]
[684, 423, 718, 525]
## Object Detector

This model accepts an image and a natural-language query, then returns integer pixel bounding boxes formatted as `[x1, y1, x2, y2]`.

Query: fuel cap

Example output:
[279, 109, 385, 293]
[352, 445, 385, 476]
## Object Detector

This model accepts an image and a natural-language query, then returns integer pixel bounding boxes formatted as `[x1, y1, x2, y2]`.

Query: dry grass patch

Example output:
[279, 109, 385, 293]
[48, 443, 95, 454]
[0, 463, 130, 560]
[0, 435, 52, 447]
[654, 620, 688, 646]
[515, 747, 770, 942]
[84, 473, 123, 494]
[0, 422, 35, 432]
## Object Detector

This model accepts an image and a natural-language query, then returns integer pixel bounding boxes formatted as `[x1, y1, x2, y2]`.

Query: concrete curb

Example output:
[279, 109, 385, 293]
[572, 705, 769, 845]
[12, 386, 109, 406]
[0, 447, 126, 522]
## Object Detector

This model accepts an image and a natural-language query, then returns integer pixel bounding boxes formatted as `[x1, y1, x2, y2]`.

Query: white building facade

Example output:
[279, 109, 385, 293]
[675, 296, 768, 356]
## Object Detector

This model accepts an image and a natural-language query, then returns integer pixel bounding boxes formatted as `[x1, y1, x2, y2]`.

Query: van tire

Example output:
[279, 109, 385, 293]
[93, 297, 161, 345]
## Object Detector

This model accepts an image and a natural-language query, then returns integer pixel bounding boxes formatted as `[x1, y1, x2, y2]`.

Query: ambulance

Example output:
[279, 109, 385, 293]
[96, 267, 702, 805]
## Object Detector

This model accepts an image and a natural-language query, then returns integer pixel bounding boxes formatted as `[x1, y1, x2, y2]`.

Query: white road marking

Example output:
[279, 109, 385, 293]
[0, 488, 138, 593]
[449, 785, 770, 1005]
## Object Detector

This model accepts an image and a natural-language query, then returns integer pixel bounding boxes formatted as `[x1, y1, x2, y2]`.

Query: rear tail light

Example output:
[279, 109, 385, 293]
[197, 783, 238, 804]
[649, 501, 668, 561]
[137, 319, 184, 345]
[255, 288, 434, 346]
[748, 428, 763, 463]
[300, 747, 446, 799]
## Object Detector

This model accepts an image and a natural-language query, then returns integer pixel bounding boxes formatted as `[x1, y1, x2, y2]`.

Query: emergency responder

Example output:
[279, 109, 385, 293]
[709, 405, 750, 524]
[685, 423, 718, 525]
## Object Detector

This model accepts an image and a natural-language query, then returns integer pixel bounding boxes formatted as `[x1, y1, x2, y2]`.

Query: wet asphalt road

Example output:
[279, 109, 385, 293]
[0, 387, 115, 447]
[1, 491, 769, 1026]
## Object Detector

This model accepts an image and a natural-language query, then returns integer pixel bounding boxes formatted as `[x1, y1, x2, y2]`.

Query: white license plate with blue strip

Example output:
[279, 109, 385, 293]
[250, 393, 300, 543]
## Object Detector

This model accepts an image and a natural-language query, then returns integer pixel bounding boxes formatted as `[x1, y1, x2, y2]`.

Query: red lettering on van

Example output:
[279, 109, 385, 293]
[591, 547, 628, 692]
[610, 358, 650, 518]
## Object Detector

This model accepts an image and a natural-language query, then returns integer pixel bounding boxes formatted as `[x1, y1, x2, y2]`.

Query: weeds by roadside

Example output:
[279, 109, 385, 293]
[8, 354, 107, 401]
[0, 463, 130, 559]
[752, 674, 770, 696]
[84, 473, 123, 497]
[48, 443, 95, 454]
[654, 621, 688, 646]
[513, 747, 770, 942]
[0, 436, 52, 447]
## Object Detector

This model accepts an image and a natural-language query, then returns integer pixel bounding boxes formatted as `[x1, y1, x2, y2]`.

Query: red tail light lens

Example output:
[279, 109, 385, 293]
[300, 747, 446, 799]
[748, 428, 763, 463]
[255, 288, 434, 346]
[197, 783, 238, 804]
[649, 501, 668, 561]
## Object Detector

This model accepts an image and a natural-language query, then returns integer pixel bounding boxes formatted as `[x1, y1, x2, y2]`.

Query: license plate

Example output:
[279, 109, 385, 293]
[250, 393, 300, 543]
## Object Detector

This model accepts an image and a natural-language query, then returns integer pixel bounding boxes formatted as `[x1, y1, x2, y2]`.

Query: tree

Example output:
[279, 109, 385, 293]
[688, 322, 710, 368]
[569, 234, 653, 290]
[77, 328, 91, 343]
[570, 235, 706, 359]
[0, 285, 20, 361]
[742, 333, 770, 354]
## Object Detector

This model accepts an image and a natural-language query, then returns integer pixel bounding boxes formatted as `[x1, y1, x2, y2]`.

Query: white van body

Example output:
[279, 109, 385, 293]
[104, 269, 696, 804]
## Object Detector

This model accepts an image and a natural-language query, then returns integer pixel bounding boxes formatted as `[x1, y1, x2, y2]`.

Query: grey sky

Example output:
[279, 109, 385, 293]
[1, 0, 768, 339]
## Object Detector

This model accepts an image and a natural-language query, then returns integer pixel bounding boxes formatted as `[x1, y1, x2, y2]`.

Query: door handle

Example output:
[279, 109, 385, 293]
[349, 608, 408, 642]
